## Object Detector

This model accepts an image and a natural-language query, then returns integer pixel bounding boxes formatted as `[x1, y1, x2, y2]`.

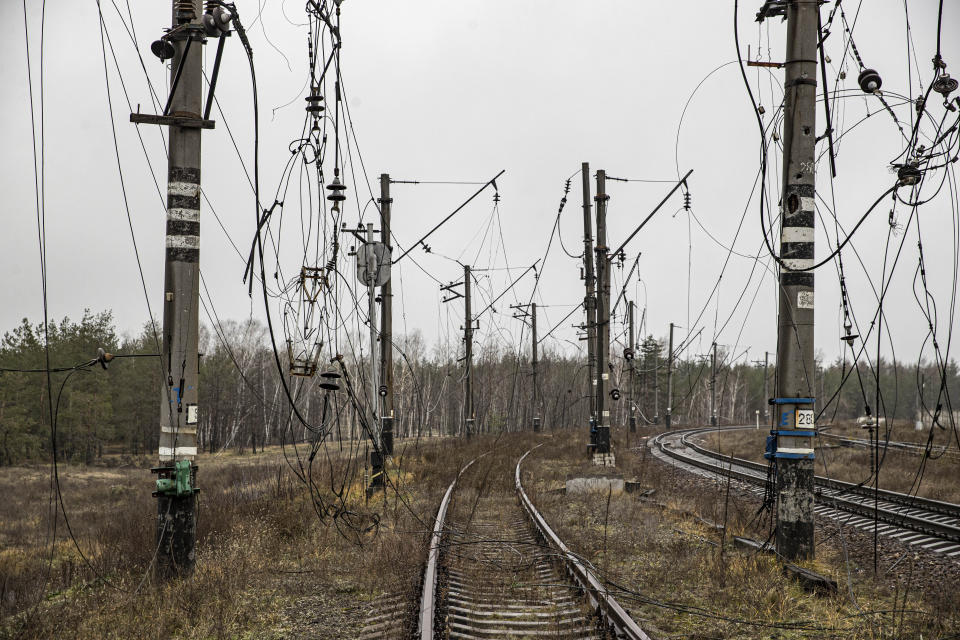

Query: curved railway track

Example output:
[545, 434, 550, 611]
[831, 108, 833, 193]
[417, 447, 651, 640]
[651, 428, 960, 558]
[817, 430, 960, 461]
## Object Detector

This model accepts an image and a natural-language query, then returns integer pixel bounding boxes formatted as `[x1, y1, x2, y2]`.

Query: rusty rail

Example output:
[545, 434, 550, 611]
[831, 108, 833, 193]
[515, 447, 652, 640]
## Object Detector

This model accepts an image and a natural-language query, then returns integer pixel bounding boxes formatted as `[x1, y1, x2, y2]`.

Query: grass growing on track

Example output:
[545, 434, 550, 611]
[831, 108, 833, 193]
[526, 427, 960, 639]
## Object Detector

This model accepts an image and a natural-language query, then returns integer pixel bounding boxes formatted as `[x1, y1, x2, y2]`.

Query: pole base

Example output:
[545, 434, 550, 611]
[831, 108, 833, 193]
[367, 451, 385, 498]
[592, 452, 616, 467]
[775, 458, 815, 560]
[381, 416, 394, 456]
[156, 492, 197, 577]
[594, 426, 611, 454]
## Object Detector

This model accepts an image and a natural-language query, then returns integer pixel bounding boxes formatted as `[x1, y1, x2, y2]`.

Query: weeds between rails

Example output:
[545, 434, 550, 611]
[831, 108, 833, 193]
[432, 436, 606, 640]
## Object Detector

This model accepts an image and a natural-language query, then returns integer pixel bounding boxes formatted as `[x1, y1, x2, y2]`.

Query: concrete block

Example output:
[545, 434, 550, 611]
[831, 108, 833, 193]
[566, 474, 625, 495]
[733, 536, 774, 555]
[624, 481, 654, 496]
[783, 563, 838, 595]
[592, 453, 617, 467]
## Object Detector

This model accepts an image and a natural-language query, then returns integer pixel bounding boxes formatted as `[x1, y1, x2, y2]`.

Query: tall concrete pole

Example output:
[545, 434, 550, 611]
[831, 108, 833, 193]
[531, 302, 540, 432]
[365, 222, 383, 488]
[773, 0, 818, 561]
[594, 170, 611, 454]
[710, 342, 718, 427]
[379, 174, 394, 455]
[916, 373, 924, 430]
[653, 346, 659, 424]
[763, 351, 770, 419]
[581, 163, 597, 437]
[628, 301, 636, 433]
[155, 0, 204, 577]
[665, 323, 675, 429]
[464, 265, 474, 438]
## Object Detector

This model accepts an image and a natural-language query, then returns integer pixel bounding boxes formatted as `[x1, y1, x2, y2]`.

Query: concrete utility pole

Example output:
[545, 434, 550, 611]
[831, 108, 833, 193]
[593, 170, 611, 454]
[510, 301, 541, 432]
[653, 346, 659, 424]
[151, 0, 208, 577]
[710, 342, 718, 427]
[665, 322, 675, 429]
[580, 162, 598, 439]
[628, 301, 637, 433]
[463, 265, 475, 438]
[916, 373, 925, 430]
[531, 302, 540, 432]
[364, 222, 383, 487]
[753, 352, 770, 419]
[379, 174, 394, 455]
[764, 0, 818, 561]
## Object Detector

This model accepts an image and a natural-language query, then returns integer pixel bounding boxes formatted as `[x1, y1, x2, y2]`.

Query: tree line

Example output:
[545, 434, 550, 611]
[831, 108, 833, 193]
[0, 309, 955, 465]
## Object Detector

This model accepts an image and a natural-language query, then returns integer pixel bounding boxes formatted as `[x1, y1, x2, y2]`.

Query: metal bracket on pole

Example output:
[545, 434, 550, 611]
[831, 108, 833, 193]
[163, 33, 196, 116]
[202, 32, 230, 120]
[755, 0, 788, 22]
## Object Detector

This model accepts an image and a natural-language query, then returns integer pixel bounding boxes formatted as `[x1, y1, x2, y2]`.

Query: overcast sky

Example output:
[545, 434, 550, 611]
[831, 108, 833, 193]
[1, 1, 957, 371]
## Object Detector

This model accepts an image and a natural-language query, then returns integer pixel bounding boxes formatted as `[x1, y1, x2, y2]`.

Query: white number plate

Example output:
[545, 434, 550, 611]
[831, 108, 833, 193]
[796, 409, 814, 428]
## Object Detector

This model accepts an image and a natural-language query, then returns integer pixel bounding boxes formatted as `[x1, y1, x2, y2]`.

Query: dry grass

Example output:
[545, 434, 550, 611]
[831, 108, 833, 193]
[0, 436, 460, 639]
[524, 426, 960, 639]
[701, 426, 960, 503]
[4, 427, 957, 639]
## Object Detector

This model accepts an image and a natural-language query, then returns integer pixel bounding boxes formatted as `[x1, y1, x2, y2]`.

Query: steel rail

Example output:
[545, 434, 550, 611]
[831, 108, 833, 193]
[680, 427, 960, 519]
[418, 455, 481, 639]
[655, 430, 960, 544]
[817, 431, 960, 461]
[515, 447, 652, 640]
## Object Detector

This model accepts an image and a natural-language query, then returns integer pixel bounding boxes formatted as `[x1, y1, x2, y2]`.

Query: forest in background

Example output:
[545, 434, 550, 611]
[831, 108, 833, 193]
[0, 309, 956, 465]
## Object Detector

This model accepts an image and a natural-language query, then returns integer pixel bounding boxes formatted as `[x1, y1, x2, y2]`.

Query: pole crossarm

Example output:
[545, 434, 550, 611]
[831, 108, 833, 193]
[608, 169, 693, 259]
[474, 263, 538, 320]
[612, 252, 643, 318]
[394, 169, 505, 264]
[440, 279, 464, 303]
[538, 303, 584, 346]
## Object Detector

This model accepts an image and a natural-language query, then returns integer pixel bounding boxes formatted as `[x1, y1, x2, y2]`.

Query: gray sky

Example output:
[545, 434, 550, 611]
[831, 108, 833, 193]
[2, 1, 957, 370]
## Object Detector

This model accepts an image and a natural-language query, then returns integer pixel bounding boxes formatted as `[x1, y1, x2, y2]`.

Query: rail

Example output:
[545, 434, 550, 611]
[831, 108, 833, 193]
[655, 429, 960, 544]
[418, 456, 480, 639]
[817, 431, 960, 461]
[515, 447, 652, 640]
[680, 427, 960, 519]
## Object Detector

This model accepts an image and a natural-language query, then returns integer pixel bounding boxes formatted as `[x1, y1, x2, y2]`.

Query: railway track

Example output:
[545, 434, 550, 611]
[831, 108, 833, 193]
[417, 447, 650, 640]
[651, 428, 960, 558]
[817, 430, 960, 461]
[358, 593, 409, 639]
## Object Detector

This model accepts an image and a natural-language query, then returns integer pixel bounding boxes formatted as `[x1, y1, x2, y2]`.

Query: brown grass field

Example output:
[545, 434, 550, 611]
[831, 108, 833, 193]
[0, 436, 481, 640]
[2, 427, 958, 639]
